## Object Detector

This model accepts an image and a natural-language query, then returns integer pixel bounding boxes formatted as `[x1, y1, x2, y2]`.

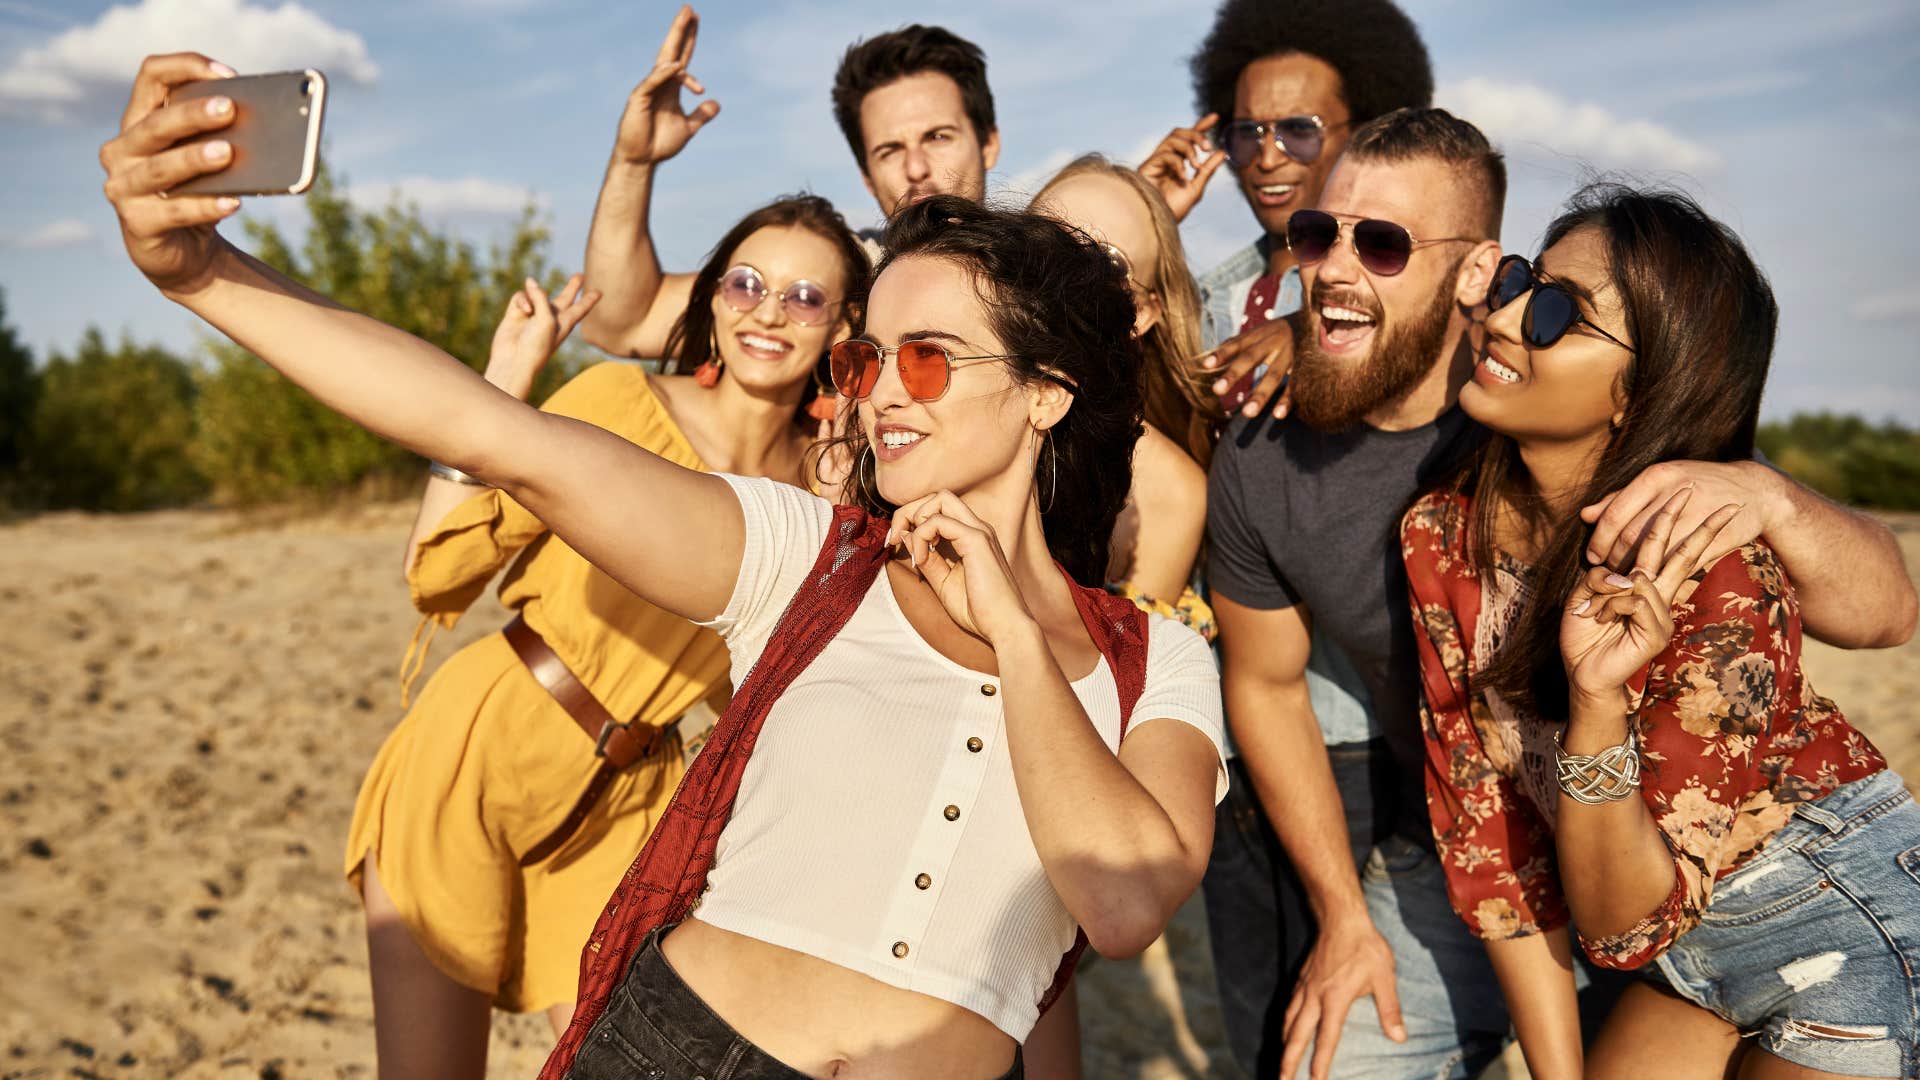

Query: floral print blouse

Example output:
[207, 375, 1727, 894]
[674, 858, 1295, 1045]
[1401, 492, 1886, 969]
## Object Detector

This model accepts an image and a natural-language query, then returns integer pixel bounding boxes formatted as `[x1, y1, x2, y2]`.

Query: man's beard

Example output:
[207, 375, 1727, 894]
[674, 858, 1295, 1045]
[1289, 263, 1462, 433]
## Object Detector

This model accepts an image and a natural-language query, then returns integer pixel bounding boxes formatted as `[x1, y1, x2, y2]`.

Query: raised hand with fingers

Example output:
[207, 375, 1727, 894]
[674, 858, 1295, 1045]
[1138, 114, 1229, 224]
[1198, 312, 1297, 420]
[883, 489, 1036, 646]
[485, 273, 602, 400]
[1562, 489, 1744, 699]
[613, 4, 720, 168]
[100, 52, 244, 297]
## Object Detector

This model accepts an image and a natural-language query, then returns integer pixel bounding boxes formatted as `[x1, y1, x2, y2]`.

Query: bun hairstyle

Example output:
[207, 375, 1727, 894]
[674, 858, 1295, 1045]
[666, 193, 872, 423]
[829, 195, 1145, 587]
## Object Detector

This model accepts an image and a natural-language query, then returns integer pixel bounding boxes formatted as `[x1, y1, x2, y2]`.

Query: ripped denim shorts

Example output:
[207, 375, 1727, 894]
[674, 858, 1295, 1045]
[1646, 769, 1920, 1077]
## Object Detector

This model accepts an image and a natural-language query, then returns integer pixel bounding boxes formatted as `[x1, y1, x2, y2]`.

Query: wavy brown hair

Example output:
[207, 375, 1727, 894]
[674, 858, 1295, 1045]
[1447, 183, 1777, 720]
[1033, 154, 1215, 468]
[664, 193, 871, 423]
[823, 195, 1144, 587]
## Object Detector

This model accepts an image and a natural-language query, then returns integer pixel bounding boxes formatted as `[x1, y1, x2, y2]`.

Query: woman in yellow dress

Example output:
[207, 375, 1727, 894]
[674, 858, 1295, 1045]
[337, 37, 869, 1069]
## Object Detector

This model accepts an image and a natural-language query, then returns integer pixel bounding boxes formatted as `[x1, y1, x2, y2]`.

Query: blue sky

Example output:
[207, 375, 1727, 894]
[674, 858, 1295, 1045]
[2, 0, 1917, 420]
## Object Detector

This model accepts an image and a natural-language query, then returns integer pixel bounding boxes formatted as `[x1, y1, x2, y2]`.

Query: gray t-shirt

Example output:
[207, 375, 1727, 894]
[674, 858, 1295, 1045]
[1206, 405, 1482, 822]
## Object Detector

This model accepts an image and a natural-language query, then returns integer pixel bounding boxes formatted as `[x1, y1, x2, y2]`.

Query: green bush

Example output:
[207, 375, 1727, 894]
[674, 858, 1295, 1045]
[192, 162, 580, 502]
[1758, 413, 1920, 511]
[22, 328, 205, 511]
[0, 288, 35, 503]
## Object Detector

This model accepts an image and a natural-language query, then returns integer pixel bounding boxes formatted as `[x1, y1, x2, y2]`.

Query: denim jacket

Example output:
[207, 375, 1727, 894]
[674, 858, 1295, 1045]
[1196, 234, 1301, 350]
[1195, 235, 1380, 748]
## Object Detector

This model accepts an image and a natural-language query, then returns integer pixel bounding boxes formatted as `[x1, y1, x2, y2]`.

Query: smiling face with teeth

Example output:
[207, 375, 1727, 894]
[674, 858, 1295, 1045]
[1231, 53, 1350, 251]
[1461, 226, 1635, 444]
[1290, 156, 1500, 432]
[856, 254, 1073, 513]
[708, 225, 852, 398]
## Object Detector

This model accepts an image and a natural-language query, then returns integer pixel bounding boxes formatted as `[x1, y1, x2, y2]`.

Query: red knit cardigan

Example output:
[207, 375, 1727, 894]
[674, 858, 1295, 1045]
[541, 504, 1151, 1076]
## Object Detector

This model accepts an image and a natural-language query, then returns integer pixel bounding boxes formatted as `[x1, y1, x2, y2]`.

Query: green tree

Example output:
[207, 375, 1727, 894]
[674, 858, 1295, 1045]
[0, 288, 36, 488]
[193, 162, 577, 502]
[25, 327, 205, 511]
[1758, 412, 1920, 512]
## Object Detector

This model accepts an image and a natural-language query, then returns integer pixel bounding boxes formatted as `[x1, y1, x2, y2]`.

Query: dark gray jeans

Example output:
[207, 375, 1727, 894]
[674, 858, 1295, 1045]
[570, 924, 1024, 1080]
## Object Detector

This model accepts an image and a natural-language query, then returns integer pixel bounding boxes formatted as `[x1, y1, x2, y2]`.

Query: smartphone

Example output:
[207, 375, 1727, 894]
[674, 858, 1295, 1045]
[169, 70, 327, 196]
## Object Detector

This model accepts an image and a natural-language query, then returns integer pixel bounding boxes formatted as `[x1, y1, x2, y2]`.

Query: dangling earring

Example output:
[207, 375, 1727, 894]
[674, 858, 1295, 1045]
[806, 358, 839, 422]
[695, 326, 724, 388]
[1037, 429, 1058, 515]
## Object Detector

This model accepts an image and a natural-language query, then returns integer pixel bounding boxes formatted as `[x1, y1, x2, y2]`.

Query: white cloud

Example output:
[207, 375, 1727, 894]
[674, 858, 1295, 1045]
[346, 176, 545, 216]
[0, 0, 378, 120]
[1851, 288, 1920, 323]
[1439, 77, 1722, 174]
[1, 218, 94, 248]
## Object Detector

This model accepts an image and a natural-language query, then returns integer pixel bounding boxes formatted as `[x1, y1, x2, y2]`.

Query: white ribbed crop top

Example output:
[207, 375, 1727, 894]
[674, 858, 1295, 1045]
[690, 475, 1226, 1040]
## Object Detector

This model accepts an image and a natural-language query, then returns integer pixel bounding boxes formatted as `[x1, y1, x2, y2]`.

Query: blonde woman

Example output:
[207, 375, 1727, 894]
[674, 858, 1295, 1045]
[1032, 155, 1216, 636]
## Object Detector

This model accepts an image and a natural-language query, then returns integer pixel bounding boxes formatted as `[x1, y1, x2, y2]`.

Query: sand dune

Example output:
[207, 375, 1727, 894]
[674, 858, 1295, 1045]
[2, 504, 1912, 1078]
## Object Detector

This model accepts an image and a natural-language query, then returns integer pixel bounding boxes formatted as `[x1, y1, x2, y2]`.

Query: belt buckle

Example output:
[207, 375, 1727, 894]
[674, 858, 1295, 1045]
[593, 719, 624, 759]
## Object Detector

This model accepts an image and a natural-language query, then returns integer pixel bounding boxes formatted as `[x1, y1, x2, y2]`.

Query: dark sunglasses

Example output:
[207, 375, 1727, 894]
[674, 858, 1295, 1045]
[829, 339, 1076, 403]
[1286, 209, 1478, 277]
[1223, 115, 1337, 169]
[719, 264, 836, 326]
[1487, 254, 1635, 352]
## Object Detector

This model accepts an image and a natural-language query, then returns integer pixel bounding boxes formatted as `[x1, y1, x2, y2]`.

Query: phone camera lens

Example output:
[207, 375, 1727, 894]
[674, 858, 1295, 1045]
[298, 77, 312, 96]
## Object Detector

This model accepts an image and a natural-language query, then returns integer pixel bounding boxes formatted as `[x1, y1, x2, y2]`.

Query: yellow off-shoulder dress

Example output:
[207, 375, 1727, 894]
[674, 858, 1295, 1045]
[343, 361, 728, 1012]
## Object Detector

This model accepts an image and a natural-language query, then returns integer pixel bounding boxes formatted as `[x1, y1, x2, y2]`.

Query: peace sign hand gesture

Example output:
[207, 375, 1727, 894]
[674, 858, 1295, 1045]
[612, 5, 719, 167]
[886, 490, 1038, 646]
[1561, 487, 1744, 700]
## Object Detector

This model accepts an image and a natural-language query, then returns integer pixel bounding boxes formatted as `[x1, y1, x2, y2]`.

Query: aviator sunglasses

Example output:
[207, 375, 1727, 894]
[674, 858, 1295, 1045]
[1286, 208, 1478, 277]
[1223, 114, 1338, 169]
[829, 339, 1077, 403]
[719, 264, 836, 327]
[1487, 254, 1635, 352]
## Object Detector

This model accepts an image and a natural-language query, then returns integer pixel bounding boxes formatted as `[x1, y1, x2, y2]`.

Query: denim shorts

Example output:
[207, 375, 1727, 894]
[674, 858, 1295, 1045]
[570, 924, 1024, 1080]
[1647, 770, 1920, 1077]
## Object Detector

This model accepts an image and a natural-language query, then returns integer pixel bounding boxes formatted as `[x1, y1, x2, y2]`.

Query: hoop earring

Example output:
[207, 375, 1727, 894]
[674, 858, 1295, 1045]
[1038, 429, 1058, 515]
[695, 326, 724, 388]
[855, 441, 874, 497]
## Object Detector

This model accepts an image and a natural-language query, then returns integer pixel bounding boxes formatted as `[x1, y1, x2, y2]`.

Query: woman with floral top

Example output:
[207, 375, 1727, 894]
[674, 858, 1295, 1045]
[1403, 184, 1919, 1079]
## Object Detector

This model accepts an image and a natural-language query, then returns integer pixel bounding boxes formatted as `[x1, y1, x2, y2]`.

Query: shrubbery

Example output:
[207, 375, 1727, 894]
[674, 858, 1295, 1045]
[1758, 413, 1920, 512]
[1, 163, 582, 511]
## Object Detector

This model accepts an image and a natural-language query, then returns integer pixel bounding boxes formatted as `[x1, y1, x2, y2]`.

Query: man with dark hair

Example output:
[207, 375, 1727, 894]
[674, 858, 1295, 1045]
[579, 11, 999, 359]
[1142, 0, 1432, 386]
[1206, 105, 1918, 1080]
[831, 24, 1000, 216]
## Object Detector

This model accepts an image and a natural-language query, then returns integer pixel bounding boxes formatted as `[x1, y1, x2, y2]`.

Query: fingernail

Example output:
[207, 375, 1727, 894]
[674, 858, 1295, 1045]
[216, 197, 239, 212]
[210, 61, 237, 78]
[1605, 573, 1635, 588]
[1573, 598, 1591, 615]
[204, 139, 230, 161]
[1585, 549, 1600, 564]
[206, 96, 231, 116]
[1275, 403, 1288, 418]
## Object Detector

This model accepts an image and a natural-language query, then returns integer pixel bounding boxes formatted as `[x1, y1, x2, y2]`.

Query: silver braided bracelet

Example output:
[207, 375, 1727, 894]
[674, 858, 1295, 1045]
[427, 460, 490, 487]
[1555, 729, 1641, 805]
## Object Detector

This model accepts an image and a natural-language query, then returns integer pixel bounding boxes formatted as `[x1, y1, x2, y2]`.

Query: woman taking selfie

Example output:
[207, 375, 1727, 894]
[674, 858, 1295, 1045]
[1402, 184, 1919, 1079]
[343, 10, 865, 1073]
[102, 52, 1227, 1080]
[1031, 154, 1217, 638]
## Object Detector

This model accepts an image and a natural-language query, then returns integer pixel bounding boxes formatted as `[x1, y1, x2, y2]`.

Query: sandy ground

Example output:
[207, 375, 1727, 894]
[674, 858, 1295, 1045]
[2, 504, 1914, 1079]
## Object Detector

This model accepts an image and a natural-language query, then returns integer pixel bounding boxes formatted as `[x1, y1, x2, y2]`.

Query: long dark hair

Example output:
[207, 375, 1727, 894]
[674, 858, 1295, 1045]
[664, 193, 871, 422]
[830, 195, 1145, 587]
[1455, 183, 1778, 719]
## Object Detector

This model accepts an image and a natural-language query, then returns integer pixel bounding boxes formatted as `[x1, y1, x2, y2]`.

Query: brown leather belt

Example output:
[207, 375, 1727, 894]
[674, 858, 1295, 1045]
[502, 614, 676, 867]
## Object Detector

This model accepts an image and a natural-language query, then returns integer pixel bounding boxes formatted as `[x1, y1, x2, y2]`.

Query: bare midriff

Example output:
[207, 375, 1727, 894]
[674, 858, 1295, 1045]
[659, 918, 1018, 1080]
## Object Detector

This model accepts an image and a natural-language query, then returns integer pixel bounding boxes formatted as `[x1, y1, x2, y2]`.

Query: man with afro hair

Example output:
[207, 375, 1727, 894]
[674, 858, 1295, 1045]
[1144, 5, 1530, 1080]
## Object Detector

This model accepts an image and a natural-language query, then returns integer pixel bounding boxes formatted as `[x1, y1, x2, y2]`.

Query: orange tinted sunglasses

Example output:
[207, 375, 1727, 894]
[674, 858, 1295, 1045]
[829, 338, 1075, 402]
